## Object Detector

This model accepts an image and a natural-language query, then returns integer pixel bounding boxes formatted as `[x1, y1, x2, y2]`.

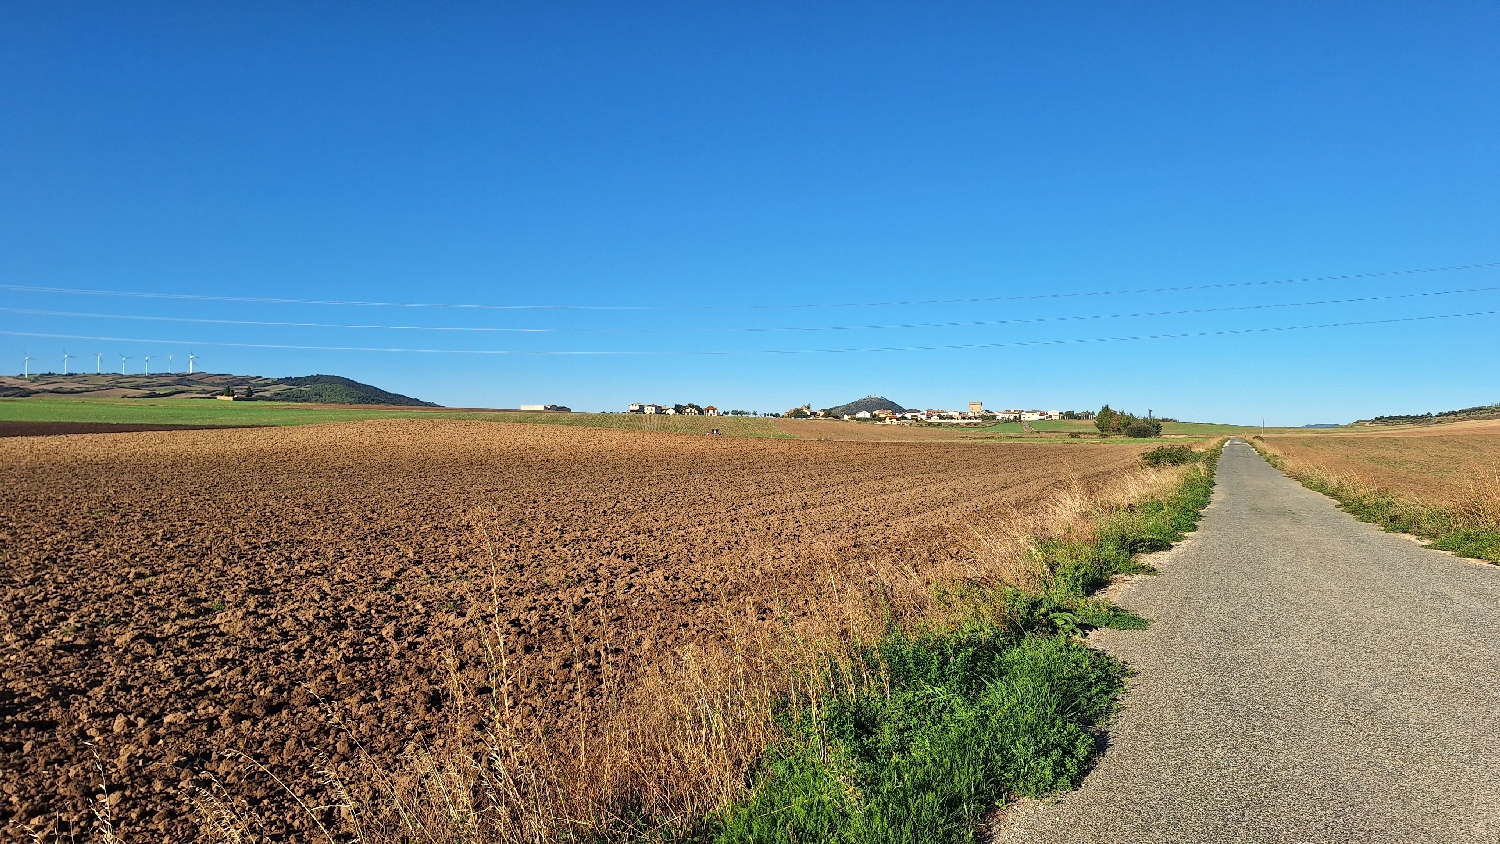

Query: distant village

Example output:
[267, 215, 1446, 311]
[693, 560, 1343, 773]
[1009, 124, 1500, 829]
[627, 403, 728, 416]
[624, 398, 1093, 425]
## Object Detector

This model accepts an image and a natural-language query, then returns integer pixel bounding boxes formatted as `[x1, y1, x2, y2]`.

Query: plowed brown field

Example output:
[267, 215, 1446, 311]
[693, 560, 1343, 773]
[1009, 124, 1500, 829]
[2, 419, 1155, 840]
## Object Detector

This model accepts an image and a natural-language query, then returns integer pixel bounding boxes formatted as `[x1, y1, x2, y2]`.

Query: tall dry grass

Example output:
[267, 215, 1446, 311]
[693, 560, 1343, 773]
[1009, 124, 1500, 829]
[1452, 465, 1500, 531]
[1258, 439, 1500, 533]
[196, 460, 1196, 844]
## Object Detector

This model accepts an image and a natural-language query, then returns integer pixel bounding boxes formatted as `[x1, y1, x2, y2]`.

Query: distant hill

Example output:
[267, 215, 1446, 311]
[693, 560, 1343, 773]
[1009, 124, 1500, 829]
[822, 395, 907, 416]
[0, 372, 438, 406]
[1357, 403, 1500, 426]
[273, 375, 438, 406]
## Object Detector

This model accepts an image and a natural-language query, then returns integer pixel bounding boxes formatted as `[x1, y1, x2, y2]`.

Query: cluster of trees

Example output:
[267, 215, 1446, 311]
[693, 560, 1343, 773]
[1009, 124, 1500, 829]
[1094, 405, 1162, 438]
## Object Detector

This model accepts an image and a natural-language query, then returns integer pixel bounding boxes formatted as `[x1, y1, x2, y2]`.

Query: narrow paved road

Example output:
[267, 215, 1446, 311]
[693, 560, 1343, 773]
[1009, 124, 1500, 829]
[994, 439, 1500, 843]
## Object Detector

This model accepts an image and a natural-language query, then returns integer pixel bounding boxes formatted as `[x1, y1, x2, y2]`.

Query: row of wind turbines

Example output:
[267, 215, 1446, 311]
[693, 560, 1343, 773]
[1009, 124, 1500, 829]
[19, 350, 200, 378]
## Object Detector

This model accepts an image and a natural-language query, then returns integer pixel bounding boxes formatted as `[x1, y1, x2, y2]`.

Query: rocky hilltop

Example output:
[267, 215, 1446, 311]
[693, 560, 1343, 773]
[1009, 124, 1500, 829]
[822, 395, 907, 416]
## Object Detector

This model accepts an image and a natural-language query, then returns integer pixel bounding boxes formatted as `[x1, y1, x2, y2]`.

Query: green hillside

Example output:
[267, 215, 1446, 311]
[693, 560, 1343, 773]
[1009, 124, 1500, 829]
[0, 372, 436, 406]
[272, 375, 438, 406]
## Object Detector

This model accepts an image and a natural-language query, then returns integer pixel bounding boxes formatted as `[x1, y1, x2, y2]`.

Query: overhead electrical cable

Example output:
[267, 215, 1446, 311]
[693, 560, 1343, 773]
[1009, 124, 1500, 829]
[4, 285, 1497, 335]
[1, 260, 1497, 312]
[4, 309, 1496, 356]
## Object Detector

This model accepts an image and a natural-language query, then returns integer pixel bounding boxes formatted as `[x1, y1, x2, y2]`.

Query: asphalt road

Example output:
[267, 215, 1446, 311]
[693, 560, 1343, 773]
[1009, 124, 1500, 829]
[993, 438, 1500, 843]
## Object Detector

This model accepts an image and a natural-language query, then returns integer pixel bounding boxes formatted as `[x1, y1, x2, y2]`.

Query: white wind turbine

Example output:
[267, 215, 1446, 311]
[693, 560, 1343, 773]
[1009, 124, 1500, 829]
[119, 353, 130, 375]
[167, 354, 174, 374]
[95, 352, 103, 374]
[143, 355, 152, 375]
[188, 351, 197, 374]
[22, 351, 34, 379]
[62, 350, 74, 375]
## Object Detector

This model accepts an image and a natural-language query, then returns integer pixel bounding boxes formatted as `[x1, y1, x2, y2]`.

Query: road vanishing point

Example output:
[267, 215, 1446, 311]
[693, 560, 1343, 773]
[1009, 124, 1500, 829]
[994, 439, 1500, 844]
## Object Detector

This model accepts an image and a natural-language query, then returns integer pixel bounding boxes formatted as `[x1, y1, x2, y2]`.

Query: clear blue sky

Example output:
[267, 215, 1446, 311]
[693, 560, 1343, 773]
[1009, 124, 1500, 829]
[3, 2, 1497, 423]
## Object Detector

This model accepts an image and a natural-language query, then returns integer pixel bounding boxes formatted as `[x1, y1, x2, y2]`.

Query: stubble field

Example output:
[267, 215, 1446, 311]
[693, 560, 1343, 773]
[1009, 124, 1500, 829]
[1261, 420, 1500, 510]
[2, 419, 1165, 840]
[1258, 420, 1500, 562]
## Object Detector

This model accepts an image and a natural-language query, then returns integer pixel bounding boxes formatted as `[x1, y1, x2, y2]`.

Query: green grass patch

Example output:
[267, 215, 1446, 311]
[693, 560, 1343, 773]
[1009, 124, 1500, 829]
[713, 443, 1223, 843]
[966, 420, 1096, 434]
[1159, 421, 1256, 435]
[0, 398, 793, 438]
[718, 632, 1122, 844]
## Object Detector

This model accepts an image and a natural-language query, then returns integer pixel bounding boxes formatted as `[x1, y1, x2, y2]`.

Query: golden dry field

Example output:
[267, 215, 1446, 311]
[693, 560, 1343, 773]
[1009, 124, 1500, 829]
[0, 419, 1190, 841]
[1257, 420, 1500, 564]
[1260, 420, 1500, 511]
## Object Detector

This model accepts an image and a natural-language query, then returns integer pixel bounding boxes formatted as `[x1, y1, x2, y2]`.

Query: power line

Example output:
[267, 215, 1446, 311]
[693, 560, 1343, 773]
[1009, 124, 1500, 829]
[5, 309, 1496, 356]
[4, 285, 1497, 335]
[2, 260, 1497, 312]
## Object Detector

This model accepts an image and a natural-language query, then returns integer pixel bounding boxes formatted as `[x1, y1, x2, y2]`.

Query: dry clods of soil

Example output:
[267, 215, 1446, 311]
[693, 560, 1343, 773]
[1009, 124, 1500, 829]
[1, 419, 1155, 840]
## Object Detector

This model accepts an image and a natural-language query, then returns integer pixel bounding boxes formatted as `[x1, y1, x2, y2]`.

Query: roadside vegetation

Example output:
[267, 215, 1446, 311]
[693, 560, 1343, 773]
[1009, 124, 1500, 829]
[1140, 445, 1203, 467]
[714, 441, 1222, 843]
[1252, 433, 1500, 564]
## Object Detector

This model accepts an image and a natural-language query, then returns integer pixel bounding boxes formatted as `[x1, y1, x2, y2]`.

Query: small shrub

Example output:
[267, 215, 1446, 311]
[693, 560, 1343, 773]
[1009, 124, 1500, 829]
[1141, 445, 1200, 467]
[1123, 421, 1159, 438]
